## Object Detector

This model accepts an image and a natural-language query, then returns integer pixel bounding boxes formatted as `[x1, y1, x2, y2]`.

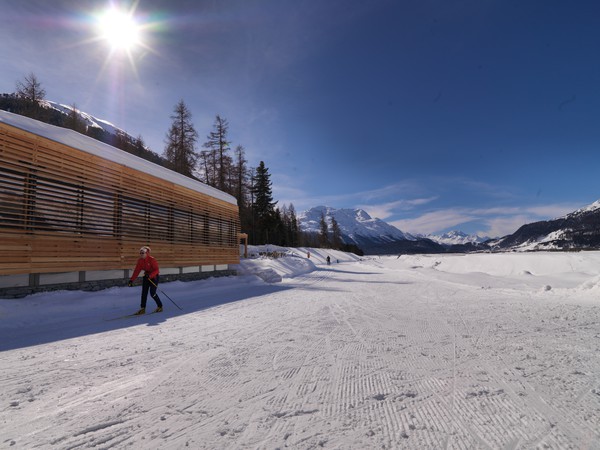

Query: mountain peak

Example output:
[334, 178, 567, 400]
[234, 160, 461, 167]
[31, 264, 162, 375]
[425, 230, 490, 245]
[490, 199, 600, 251]
[565, 199, 600, 219]
[298, 206, 413, 244]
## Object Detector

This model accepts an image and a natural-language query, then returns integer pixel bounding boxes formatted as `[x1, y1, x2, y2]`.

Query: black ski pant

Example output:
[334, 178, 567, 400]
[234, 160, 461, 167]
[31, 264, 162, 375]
[141, 275, 163, 309]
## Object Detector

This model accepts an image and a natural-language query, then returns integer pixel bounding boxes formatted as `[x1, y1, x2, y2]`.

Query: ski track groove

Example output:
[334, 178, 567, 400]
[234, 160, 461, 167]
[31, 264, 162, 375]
[2, 257, 600, 448]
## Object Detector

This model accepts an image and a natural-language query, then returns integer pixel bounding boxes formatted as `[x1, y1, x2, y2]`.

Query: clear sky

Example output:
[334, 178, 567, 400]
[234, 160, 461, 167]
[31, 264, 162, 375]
[2, 0, 599, 237]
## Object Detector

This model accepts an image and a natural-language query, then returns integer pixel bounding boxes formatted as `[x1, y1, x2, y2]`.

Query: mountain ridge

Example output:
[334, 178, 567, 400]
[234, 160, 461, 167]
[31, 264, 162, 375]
[0, 93, 167, 167]
[299, 202, 600, 254]
[489, 199, 600, 251]
[298, 206, 414, 242]
[419, 230, 491, 246]
[298, 206, 489, 255]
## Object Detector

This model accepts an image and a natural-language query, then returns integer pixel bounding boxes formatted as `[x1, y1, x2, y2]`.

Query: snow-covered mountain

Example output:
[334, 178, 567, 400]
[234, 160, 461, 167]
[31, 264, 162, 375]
[298, 207, 494, 255]
[299, 200, 600, 254]
[299, 206, 453, 254]
[489, 200, 600, 251]
[0, 94, 153, 155]
[319, 198, 600, 254]
[298, 206, 414, 244]
[423, 230, 490, 246]
[43, 100, 125, 137]
[567, 199, 600, 217]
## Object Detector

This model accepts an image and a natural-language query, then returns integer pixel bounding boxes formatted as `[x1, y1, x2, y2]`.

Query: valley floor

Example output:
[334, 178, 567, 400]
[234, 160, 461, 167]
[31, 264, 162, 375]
[1, 251, 600, 449]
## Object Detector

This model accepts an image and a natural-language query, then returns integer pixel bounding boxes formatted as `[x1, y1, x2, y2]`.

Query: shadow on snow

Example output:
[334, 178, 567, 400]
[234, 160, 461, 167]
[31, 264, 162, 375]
[0, 276, 293, 352]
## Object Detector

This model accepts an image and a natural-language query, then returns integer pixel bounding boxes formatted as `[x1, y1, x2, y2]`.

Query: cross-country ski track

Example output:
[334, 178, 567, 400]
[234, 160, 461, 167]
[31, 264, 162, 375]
[2, 251, 600, 449]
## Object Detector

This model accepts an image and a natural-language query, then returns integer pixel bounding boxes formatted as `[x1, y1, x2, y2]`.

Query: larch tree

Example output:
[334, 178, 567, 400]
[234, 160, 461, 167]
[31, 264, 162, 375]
[164, 100, 198, 177]
[15, 72, 46, 119]
[203, 115, 231, 191]
[197, 149, 212, 185]
[232, 145, 248, 206]
[16, 72, 46, 103]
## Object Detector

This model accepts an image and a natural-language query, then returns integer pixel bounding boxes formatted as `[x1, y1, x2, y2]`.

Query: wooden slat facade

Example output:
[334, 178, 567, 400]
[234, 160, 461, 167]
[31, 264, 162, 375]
[0, 118, 240, 277]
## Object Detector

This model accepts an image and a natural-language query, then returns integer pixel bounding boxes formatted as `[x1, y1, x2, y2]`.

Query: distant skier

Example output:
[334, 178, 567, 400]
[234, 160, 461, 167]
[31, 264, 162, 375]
[326, 256, 331, 265]
[128, 246, 163, 315]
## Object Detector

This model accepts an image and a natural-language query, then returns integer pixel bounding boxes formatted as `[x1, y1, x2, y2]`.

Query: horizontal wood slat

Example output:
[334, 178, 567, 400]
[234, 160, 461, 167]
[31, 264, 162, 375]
[0, 121, 240, 276]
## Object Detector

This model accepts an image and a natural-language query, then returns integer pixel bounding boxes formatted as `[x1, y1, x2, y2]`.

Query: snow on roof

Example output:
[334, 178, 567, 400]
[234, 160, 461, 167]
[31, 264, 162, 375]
[0, 109, 237, 206]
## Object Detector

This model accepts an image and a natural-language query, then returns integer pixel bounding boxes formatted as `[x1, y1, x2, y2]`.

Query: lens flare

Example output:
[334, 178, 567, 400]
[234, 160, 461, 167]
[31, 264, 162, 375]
[87, 2, 166, 83]
[97, 7, 140, 51]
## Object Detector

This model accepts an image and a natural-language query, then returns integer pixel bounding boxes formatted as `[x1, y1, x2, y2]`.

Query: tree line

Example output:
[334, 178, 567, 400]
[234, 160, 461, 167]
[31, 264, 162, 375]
[1, 73, 362, 253]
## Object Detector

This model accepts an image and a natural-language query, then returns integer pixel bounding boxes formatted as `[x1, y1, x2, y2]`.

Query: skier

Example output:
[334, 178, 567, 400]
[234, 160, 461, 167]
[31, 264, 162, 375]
[326, 255, 331, 265]
[128, 246, 163, 315]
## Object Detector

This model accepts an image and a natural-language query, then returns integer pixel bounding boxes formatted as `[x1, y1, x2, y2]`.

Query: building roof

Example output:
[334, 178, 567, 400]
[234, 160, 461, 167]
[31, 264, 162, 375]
[0, 109, 237, 206]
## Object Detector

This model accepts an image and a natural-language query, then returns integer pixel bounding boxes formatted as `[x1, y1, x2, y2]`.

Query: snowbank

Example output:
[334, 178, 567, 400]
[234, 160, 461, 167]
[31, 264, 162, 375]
[236, 245, 362, 282]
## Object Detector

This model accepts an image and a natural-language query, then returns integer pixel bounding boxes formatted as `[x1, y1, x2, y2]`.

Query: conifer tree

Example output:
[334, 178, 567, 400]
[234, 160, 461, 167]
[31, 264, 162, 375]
[15, 72, 46, 119]
[251, 161, 277, 244]
[288, 203, 299, 247]
[319, 211, 330, 248]
[114, 130, 129, 151]
[331, 216, 343, 249]
[232, 145, 248, 206]
[203, 115, 231, 191]
[280, 205, 289, 245]
[134, 135, 146, 156]
[272, 207, 286, 245]
[198, 150, 212, 185]
[164, 100, 198, 177]
[65, 104, 86, 134]
[235, 147, 252, 244]
[16, 72, 46, 103]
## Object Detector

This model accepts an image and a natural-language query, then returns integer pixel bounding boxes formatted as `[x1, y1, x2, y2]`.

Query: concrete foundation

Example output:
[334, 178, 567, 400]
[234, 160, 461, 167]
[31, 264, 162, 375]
[0, 266, 236, 299]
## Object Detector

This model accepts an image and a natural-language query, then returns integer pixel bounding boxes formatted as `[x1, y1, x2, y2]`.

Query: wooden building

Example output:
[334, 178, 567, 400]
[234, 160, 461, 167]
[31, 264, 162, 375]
[0, 110, 240, 297]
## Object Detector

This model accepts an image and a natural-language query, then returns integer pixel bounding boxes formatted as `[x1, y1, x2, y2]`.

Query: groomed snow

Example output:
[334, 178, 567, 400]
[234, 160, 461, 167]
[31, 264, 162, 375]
[1, 249, 600, 448]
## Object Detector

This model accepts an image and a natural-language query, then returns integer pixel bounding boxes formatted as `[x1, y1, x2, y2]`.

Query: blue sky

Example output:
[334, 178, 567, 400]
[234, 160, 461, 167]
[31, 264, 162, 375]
[2, 0, 600, 237]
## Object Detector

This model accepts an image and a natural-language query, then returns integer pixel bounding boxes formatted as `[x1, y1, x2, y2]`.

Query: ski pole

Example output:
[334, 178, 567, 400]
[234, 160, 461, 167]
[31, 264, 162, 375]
[148, 277, 183, 310]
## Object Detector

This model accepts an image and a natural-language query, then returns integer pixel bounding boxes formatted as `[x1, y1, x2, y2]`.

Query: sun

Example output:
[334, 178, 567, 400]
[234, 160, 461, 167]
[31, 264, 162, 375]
[97, 7, 141, 51]
[87, 3, 161, 78]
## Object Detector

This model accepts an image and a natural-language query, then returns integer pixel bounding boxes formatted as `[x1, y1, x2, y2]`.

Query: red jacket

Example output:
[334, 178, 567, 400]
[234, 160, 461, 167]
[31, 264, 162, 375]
[130, 255, 159, 281]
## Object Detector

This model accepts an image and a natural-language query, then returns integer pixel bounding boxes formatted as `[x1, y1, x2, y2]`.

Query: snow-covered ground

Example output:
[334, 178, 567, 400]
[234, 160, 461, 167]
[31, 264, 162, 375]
[2, 248, 600, 449]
